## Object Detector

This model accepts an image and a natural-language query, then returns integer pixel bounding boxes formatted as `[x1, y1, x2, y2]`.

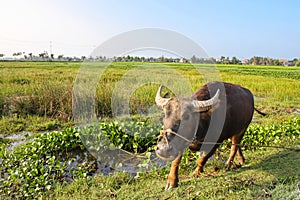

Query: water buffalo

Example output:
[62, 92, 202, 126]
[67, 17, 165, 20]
[155, 81, 265, 190]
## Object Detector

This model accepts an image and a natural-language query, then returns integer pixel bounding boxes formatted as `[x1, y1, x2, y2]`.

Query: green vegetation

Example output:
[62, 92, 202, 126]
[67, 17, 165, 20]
[1, 62, 299, 128]
[82, 121, 161, 153]
[0, 128, 85, 198]
[0, 61, 300, 199]
[54, 148, 300, 200]
[0, 118, 299, 199]
[0, 115, 73, 136]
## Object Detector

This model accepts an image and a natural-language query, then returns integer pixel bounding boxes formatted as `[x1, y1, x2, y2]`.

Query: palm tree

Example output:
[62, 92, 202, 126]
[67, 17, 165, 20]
[58, 55, 64, 60]
[28, 53, 33, 60]
[39, 53, 46, 60]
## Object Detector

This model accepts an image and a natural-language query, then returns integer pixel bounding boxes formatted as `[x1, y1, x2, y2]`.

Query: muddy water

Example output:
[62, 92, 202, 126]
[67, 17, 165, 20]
[2, 132, 166, 177]
[5, 131, 32, 150]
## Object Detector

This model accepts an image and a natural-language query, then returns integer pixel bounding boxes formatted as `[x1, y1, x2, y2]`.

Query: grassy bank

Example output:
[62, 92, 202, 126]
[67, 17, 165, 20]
[54, 117, 300, 199]
[54, 147, 300, 199]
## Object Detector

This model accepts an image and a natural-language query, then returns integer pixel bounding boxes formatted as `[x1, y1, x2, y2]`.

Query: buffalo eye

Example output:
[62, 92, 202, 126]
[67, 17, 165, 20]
[164, 110, 171, 117]
[182, 113, 190, 120]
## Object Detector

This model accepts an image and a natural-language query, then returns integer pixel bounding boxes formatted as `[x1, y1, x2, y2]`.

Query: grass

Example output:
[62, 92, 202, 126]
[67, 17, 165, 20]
[1, 117, 299, 199]
[0, 115, 73, 137]
[1, 117, 298, 198]
[53, 147, 300, 199]
[0, 61, 300, 199]
[1, 62, 299, 127]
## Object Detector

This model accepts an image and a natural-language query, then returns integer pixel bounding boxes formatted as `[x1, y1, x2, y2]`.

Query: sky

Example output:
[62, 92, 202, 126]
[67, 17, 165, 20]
[0, 0, 299, 59]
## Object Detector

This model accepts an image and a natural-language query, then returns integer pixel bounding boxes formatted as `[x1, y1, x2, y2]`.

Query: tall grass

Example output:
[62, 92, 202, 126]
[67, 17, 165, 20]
[0, 62, 299, 121]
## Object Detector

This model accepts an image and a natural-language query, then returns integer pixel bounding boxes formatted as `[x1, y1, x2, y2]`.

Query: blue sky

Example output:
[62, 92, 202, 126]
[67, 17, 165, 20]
[0, 0, 299, 59]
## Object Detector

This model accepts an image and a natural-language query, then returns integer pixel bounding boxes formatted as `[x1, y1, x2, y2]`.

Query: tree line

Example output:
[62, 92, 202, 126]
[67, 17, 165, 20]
[0, 52, 299, 66]
[193, 55, 300, 66]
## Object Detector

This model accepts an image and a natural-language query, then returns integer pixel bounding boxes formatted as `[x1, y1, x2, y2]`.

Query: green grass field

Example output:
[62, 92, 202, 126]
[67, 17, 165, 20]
[1, 61, 299, 135]
[0, 61, 300, 199]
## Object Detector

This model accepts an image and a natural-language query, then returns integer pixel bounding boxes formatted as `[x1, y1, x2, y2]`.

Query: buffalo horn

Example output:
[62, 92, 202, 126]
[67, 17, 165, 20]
[192, 89, 220, 111]
[155, 85, 170, 108]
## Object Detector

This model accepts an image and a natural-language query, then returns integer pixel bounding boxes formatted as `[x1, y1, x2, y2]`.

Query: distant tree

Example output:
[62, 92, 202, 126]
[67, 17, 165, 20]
[262, 57, 269, 65]
[43, 51, 49, 57]
[158, 56, 165, 62]
[223, 57, 230, 64]
[58, 55, 64, 60]
[28, 53, 33, 60]
[231, 56, 240, 64]
[96, 56, 103, 62]
[191, 55, 197, 63]
[114, 56, 122, 62]
[292, 58, 298, 66]
[125, 55, 133, 62]
[39, 52, 46, 60]
[134, 56, 140, 62]
[210, 57, 216, 63]
[220, 56, 225, 64]
[0, 53, 4, 58]
[273, 59, 280, 66]
[13, 52, 22, 56]
[250, 56, 260, 65]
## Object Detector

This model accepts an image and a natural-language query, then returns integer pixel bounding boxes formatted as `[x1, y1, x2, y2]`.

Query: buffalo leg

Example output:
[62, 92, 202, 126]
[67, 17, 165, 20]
[226, 131, 245, 166]
[193, 145, 219, 176]
[237, 147, 245, 165]
[165, 153, 182, 190]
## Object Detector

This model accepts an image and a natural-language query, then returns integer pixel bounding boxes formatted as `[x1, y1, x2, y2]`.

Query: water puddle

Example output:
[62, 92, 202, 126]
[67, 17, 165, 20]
[59, 148, 166, 179]
[2, 132, 165, 180]
[4, 132, 32, 150]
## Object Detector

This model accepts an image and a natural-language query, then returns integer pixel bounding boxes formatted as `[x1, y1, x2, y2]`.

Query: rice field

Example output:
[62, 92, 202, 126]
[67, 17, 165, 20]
[0, 61, 299, 127]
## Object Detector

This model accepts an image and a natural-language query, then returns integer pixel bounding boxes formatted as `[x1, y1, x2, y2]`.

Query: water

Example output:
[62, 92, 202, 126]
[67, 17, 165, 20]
[2, 131, 166, 178]
[5, 131, 32, 150]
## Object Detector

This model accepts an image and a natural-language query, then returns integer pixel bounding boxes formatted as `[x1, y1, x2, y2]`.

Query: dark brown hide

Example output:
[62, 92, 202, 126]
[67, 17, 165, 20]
[155, 81, 260, 190]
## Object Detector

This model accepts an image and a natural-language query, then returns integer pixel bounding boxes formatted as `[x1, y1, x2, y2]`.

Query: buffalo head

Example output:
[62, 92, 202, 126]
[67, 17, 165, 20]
[155, 85, 220, 161]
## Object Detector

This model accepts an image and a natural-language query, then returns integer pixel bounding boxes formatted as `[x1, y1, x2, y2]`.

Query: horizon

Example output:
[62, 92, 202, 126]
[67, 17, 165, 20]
[0, 54, 296, 65]
[0, 1, 299, 59]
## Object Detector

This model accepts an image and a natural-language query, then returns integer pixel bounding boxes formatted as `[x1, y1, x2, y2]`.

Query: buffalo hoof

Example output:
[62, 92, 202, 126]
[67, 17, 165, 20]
[165, 180, 178, 190]
[165, 184, 174, 190]
[192, 166, 204, 177]
[192, 170, 203, 177]
[238, 159, 245, 166]
[225, 161, 242, 170]
[232, 162, 242, 169]
[225, 163, 231, 171]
